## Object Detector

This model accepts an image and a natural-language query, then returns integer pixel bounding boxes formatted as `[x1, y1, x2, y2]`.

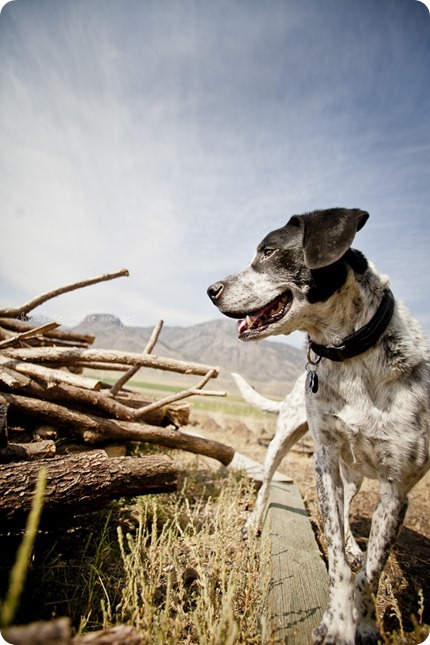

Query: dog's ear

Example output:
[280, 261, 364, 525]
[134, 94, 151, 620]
[287, 208, 369, 270]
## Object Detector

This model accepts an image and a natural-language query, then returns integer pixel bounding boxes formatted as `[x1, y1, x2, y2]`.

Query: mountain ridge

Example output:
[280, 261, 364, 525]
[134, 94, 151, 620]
[72, 314, 306, 395]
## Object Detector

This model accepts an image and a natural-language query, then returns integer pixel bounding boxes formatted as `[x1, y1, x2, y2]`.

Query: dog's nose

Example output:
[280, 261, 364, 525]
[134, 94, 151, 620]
[207, 282, 224, 301]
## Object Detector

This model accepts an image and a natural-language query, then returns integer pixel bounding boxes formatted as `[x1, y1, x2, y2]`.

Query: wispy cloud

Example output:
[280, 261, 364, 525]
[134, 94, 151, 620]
[0, 0, 429, 341]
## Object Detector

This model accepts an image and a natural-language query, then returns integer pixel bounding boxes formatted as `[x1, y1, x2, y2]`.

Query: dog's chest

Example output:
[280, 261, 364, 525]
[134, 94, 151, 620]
[305, 366, 426, 480]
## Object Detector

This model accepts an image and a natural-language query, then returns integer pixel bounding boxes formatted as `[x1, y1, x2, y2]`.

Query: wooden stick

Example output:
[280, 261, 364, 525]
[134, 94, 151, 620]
[5, 347, 219, 377]
[0, 317, 95, 345]
[132, 368, 224, 419]
[0, 440, 56, 463]
[0, 356, 102, 391]
[110, 319, 164, 396]
[0, 365, 31, 388]
[0, 322, 61, 349]
[3, 392, 235, 465]
[0, 269, 129, 318]
[0, 399, 8, 448]
[73, 361, 129, 371]
[3, 371, 190, 426]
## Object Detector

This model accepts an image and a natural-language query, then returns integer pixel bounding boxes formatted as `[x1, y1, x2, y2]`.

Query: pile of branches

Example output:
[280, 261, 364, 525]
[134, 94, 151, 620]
[0, 269, 234, 524]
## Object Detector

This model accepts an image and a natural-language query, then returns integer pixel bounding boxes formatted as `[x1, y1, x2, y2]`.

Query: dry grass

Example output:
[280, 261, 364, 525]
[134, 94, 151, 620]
[0, 452, 267, 644]
[111, 464, 265, 644]
[1, 399, 429, 643]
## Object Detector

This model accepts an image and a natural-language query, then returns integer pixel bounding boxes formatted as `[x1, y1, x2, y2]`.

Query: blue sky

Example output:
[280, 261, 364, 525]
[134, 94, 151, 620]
[0, 0, 429, 348]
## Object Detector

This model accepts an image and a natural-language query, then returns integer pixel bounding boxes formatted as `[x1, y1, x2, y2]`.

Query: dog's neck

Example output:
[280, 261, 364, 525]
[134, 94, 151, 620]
[303, 263, 390, 350]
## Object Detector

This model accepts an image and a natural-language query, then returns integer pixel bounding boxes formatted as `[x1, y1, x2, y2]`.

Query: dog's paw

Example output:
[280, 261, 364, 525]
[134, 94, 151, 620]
[312, 613, 356, 645]
[312, 620, 329, 644]
[355, 623, 381, 645]
[345, 545, 364, 571]
[243, 510, 262, 539]
[345, 535, 364, 570]
[313, 623, 355, 645]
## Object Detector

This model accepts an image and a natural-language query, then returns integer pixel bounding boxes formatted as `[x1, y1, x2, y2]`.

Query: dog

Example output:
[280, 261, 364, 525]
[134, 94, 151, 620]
[207, 208, 430, 644]
[232, 370, 365, 567]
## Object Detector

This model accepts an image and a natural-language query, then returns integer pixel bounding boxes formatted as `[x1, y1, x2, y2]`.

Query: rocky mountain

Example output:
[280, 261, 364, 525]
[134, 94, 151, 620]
[73, 314, 306, 394]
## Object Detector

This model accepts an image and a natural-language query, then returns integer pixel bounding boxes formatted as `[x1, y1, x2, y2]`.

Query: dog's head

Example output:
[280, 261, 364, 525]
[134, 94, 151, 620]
[207, 208, 369, 341]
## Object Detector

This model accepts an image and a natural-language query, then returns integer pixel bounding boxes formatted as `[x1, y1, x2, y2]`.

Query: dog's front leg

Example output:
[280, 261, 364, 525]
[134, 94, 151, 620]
[340, 461, 364, 569]
[354, 482, 408, 644]
[313, 445, 357, 645]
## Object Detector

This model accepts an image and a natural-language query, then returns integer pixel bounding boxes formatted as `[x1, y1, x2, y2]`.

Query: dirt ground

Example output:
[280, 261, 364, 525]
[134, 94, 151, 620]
[191, 409, 430, 639]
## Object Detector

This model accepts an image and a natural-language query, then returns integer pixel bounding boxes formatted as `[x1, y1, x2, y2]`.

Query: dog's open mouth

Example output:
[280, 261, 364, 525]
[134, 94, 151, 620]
[235, 291, 292, 338]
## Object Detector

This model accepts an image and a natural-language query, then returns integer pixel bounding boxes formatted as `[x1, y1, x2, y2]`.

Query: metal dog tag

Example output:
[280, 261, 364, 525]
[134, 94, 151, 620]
[306, 370, 319, 394]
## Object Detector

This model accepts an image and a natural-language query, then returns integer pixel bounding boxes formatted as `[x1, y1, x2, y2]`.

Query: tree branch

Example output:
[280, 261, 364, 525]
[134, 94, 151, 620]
[0, 269, 129, 318]
[110, 319, 164, 396]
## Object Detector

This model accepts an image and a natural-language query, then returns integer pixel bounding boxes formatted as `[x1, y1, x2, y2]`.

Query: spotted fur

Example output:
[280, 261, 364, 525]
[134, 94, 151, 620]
[208, 208, 430, 644]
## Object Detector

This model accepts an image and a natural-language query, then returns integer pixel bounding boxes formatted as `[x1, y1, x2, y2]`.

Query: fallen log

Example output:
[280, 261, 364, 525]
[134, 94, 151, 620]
[0, 450, 178, 523]
[3, 393, 235, 466]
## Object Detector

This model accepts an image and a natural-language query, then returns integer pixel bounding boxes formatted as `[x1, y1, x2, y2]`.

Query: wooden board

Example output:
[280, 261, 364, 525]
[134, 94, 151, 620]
[261, 482, 328, 644]
[228, 451, 293, 482]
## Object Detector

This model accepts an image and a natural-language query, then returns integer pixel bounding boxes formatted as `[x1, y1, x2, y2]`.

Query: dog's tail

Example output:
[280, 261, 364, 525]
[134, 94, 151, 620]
[231, 372, 283, 414]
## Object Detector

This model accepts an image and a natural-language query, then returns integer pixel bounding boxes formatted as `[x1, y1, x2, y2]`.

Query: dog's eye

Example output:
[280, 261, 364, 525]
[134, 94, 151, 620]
[262, 248, 275, 259]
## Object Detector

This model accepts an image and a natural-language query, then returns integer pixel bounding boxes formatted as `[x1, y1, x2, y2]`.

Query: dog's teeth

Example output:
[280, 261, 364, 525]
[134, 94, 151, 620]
[246, 315, 253, 328]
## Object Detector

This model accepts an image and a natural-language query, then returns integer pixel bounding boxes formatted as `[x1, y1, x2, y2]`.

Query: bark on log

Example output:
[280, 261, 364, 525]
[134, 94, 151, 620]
[3, 393, 235, 465]
[0, 439, 56, 463]
[0, 451, 177, 523]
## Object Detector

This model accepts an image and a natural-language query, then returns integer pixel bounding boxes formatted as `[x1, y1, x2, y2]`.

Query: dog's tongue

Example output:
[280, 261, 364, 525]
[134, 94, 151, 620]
[237, 318, 248, 334]
[237, 313, 260, 334]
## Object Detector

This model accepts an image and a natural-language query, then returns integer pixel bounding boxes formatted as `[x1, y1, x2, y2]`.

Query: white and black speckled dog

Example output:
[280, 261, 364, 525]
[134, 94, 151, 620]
[207, 208, 430, 644]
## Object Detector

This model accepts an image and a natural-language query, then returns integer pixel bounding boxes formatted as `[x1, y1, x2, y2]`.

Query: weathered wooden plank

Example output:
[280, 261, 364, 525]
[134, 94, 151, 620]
[261, 482, 328, 644]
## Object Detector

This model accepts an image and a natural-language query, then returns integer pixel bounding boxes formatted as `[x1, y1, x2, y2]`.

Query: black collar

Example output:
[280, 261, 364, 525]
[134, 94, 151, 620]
[308, 288, 395, 362]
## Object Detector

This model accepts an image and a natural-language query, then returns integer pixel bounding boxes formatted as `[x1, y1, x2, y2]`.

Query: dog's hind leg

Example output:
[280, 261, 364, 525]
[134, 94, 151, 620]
[354, 482, 408, 643]
[240, 372, 308, 535]
[247, 417, 308, 535]
[340, 462, 364, 568]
